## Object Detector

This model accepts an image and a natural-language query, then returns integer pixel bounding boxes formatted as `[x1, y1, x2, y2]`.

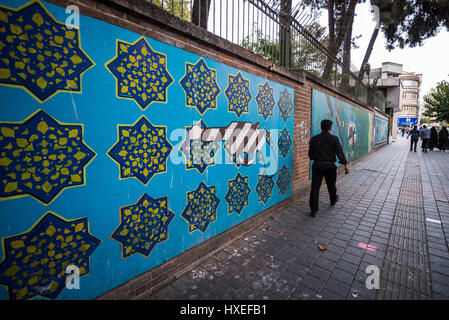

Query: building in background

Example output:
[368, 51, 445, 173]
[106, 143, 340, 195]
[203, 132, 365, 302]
[397, 71, 422, 130]
[357, 62, 422, 141]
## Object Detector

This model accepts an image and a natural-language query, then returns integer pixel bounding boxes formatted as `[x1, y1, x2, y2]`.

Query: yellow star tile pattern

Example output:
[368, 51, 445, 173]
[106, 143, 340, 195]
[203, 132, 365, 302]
[0, 212, 100, 300]
[106, 37, 173, 109]
[181, 181, 220, 233]
[256, 81, 275, 120]
[0, 1, 94, 102]
[111, 193, 175, 258]
[225, 72, 252, 117]
[255, 174, 274, 204]
[278, 88, 293, 122]
[179, 120, 220, 174]
[179, 58, 221, 115]
[276, 164, 291, 196]
[0, 110, 96, 204]
[278, 127, 292, 158]
[108, 116, 173, 185]
[225, 172, 251, 215]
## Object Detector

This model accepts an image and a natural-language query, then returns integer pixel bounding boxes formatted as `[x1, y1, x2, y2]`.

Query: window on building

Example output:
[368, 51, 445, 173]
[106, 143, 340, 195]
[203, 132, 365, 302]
[403, 80, 419, 87]
[402, 92, 418, 100]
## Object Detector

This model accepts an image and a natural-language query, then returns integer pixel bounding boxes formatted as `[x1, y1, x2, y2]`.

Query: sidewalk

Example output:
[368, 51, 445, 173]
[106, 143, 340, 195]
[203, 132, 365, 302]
[146, 137, 449, 300]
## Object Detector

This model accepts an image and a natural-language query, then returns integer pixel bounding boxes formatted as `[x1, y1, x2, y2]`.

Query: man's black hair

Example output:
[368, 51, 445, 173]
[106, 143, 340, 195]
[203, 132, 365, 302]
[321, 119, 333, 132]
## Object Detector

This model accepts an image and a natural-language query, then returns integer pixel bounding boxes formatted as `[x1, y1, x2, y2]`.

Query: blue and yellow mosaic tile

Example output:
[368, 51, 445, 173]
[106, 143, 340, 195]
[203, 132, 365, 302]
[111, 193, 175, 258]
[256, 81, 275, 120]
[224, 172, 251, 215]
[179, 120, 220, 174]
[0, 1, 94, 102]
[0, 212, 100, 300]
[108, 116, 172, 185]
[0, 110, 96, 204]
[255, 174, 274, 204]
[225, 72, 252, 117]
[278, 127, 292, 158]
[181, 181, 220, 233]
[276, 164, 291, 196]
[106, 37, 173, 110]
[278, 88, 293, 122]
[179, 58, 221, 115]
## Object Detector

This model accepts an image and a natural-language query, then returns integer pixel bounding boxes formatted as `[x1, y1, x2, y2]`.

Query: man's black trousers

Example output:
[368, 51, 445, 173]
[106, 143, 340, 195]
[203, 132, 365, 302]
[309, 161, 337, 212]
[410, 138, 418, 151]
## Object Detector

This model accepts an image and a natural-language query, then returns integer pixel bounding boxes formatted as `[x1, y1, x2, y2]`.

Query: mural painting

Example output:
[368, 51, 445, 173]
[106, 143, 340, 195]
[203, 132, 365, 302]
[0, 0, 294, 299]
[374, 112, 389, 146]
[311, 88, 373, 165]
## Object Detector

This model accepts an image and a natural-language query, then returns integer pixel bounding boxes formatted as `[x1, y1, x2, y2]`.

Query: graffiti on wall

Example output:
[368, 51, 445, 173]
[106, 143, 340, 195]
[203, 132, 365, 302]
[0, 0, 294, 299]
[311, 89, 373, 164]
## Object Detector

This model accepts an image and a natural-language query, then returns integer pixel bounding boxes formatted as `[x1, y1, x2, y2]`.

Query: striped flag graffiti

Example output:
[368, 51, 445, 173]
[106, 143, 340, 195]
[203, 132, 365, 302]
[189, 121, 267, 166]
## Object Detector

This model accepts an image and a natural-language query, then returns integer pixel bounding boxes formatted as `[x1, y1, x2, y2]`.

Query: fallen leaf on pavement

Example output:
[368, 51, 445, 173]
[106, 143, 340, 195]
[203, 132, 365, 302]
[318, 244, 327, 251]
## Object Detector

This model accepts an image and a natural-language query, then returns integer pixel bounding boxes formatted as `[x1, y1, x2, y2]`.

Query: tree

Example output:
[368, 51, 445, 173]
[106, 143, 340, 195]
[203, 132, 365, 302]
[279, 0, 293, 67]
[241, 29, 280, 63]
[241, 22, 330, 75]
[322, 0, 358, 79]
[290, 22, 329, 75]
[372, 0, 449, 50]
[148, 0, 192, 21]
[422, 81, 449, 123]
[357, 3, 380, 80]
[299, 0, 359, 79]
[191, 0, 211, 29]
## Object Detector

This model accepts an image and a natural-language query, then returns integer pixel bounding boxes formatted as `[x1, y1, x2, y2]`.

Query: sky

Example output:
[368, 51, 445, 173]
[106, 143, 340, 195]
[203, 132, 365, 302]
[319, 1, 449, 104]
[207, 0, 449, 105]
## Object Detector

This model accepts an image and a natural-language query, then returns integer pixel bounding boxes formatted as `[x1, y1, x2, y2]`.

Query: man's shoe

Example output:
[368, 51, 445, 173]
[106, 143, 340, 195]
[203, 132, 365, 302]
[331, 195, 339, 206]
[310, 211, 317, 217]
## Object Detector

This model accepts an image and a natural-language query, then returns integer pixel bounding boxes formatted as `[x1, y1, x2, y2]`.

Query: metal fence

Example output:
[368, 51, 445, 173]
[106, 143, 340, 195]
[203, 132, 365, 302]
[146, 0, 387, 112]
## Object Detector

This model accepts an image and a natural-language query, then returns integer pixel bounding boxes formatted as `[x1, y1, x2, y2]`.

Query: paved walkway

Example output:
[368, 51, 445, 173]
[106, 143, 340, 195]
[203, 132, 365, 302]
[147, 137, 449, 300]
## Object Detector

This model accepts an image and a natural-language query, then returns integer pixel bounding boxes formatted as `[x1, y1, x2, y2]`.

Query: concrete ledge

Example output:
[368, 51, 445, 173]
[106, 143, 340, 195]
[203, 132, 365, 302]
[299, 70, 372, 112]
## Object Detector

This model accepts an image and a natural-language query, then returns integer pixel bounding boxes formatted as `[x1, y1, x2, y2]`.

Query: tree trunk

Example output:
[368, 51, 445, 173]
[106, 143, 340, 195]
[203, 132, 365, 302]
[357, 27, 380, 80]
[341, 15, 354, 87]
[322, 0, 358, 80]
[279, 0, 292, 68]
[191, 0, 212, 29]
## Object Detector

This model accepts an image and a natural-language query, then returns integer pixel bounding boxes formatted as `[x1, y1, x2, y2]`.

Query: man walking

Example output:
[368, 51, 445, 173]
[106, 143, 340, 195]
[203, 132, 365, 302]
[308, 119, 350, 217]
[408, 125, 420, 152]
[420, 125, 431, 153]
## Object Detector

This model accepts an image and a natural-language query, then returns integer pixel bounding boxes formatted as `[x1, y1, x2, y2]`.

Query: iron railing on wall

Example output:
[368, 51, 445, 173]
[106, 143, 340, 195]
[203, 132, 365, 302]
[145, 0, 387, 111]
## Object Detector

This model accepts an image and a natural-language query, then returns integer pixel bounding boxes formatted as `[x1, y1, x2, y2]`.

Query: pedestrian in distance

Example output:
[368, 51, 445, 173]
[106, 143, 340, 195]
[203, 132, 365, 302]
[308, 119, 350, 217]
[408, 125, 420, 152]
[420, 125, 431, 153]
[429, 126, 438, 151]
[401, 128, 405, 137]
[439, 126, 449, 151]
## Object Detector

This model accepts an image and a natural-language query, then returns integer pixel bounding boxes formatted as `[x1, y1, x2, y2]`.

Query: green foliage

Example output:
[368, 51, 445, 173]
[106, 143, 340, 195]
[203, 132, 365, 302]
[241, 22, 329, 74]
[422, 80, 449, 123]
[147, 0, 192, 21]
[420, 116, 431, 124]
[241, 29, 280, 64]
[291, 23, 328, 72]
[372, 0, 449, 50]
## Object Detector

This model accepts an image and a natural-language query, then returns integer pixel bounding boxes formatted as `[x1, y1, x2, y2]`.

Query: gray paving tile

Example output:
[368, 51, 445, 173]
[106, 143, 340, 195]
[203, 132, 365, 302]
[141, 138, 449, 300]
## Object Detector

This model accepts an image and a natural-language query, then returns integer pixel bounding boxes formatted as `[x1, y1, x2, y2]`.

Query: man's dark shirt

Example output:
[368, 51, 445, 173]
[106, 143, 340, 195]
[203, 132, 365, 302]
[308, 131, 348, 165]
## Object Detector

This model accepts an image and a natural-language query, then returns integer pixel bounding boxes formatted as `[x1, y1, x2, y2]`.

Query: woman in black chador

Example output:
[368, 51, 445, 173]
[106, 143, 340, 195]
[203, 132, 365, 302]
[429, 126, 438, 151]
[439, 126, 449, 151]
